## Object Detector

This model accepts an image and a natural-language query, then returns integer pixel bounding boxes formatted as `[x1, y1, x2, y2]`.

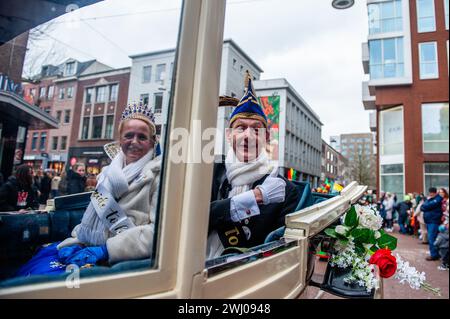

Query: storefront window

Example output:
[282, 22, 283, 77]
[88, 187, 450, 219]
[424, 163, 449, 193]
[380, 164, 404, 198]
[380, 107, 404, 155]
[424, 163, 449, 191]
[422, 103, 449, 153]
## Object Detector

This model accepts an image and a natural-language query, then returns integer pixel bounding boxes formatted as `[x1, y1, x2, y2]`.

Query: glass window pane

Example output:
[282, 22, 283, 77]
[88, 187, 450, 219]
[382, 2, 395, 19]
[3, 0, 183, 291]
[417, 0, 436, 32]
[370, 40, 382, 63]
[381, 164, 403, 174]
[425, 174, 449, 191]
[92, 116, 103, 138]
[381, 108, 404, 155]
[422, 103, 449, 152]
[384, 38, 396, 61]
[420, 43, 436, 61]
[424, 163, 449, 191]
[425, 163, 449, 173]
[381, 174, 404, 198]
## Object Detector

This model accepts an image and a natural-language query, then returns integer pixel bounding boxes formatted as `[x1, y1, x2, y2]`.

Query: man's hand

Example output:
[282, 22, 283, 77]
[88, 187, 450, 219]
[256, 167, 286, 205]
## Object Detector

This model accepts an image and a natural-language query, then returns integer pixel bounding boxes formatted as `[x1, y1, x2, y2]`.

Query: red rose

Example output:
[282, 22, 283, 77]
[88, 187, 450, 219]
[369, 248, 397, 278]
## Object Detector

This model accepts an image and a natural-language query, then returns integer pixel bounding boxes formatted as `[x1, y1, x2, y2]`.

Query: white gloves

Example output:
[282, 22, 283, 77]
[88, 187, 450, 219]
[256, 167, 286, 205]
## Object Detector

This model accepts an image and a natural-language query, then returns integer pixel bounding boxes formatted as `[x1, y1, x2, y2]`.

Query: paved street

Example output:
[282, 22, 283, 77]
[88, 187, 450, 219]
[301, 224, 449, 299]
[381, 226, 448, 299]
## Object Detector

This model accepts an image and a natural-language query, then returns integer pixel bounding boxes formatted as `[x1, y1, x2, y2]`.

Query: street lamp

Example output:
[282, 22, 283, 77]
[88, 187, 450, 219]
[331, 0, 354, 10]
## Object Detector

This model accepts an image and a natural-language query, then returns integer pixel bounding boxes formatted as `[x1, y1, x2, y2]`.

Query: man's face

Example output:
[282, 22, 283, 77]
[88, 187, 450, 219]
[227, 118, 269, 162]
[120, 119, 154, 165]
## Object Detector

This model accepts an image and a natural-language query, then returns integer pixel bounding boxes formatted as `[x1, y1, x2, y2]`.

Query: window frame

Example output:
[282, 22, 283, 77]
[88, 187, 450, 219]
[423, 163, 449, 193]
[60, 136, 67, 151]
[416, 0, 436, 33]
[368, 0, 403, 35]
[142, 65, 152, 83]
[419, 42, 439, 79]
[421, 102, 449, 153]
[369, 37, 404, 79]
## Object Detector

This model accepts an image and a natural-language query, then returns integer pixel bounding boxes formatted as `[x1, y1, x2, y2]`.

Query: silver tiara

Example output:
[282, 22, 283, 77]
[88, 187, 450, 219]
[121, 101, 156, 123]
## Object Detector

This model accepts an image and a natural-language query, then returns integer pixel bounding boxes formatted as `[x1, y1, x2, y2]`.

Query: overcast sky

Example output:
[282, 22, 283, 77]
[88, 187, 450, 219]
[26, 0, 370, 142]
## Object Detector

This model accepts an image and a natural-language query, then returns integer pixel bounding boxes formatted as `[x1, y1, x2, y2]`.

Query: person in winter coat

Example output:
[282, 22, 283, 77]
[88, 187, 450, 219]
[383, 193, 395, 232]
[421, 187, 443, 261]
[434, 225, 448, 270]
[396, 195, 412, 234]
[0, 164, 39, 212]
[16, 101, 162, 277]
[66, 163, 87, 195]
[207, 73, 301, 259]
[38, 170, 52, 206]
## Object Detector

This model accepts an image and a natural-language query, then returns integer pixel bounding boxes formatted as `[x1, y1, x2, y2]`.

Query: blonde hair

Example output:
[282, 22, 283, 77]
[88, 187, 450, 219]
[73, 162, 85, 171]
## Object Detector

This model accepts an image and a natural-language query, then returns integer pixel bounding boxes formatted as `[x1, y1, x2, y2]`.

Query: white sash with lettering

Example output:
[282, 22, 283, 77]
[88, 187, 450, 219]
[77, 149, 154, 245]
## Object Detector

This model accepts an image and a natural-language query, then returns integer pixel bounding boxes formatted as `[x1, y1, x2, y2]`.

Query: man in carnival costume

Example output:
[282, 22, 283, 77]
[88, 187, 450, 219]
[206, 71, 301, 259]
[16, 101, 161, 276]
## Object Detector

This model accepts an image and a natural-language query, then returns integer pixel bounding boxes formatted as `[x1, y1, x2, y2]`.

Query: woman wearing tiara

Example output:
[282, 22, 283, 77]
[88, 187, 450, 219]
[16, 102, 161, 276]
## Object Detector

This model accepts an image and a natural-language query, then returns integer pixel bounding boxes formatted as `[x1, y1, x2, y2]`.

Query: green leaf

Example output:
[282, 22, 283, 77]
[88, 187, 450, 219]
[351, 228, 370, 243]
[367, 230, 376, 245]
[377, 234, 397, 250]
[355, 243, 365, 255]
[344, 206, 358, 228]
[369, 245, 378, 253]
[324, 228, 338, 239]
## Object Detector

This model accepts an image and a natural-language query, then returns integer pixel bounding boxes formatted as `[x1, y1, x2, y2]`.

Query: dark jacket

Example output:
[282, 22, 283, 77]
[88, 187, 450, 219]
[39, 174, 52, 204]
[209, 161, 301, 250]
[66, 170, 86, 195]
[396, 201, 412, 217]
[421, 194, 443, 225]
[0, 176, 39, 212]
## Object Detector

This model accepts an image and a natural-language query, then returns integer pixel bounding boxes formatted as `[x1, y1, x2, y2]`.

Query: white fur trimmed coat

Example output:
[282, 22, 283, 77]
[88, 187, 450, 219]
[59, 156, 161, 264]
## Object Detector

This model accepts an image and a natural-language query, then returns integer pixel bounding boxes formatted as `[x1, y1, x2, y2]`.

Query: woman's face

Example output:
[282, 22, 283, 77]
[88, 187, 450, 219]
[76, 166, 85, 176]
[439, 189, 447, 198]
[120, 119, 154, 164]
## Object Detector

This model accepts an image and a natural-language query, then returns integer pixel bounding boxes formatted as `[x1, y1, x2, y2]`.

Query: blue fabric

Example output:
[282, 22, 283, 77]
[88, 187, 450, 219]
[155, 143, 161, 157]
[15, 243, 108, 278]
[427, 223, 440, 259]
[65, 245, 108, 267]
[15, 242, 66, 277]
[229, 77, 267, 126]
[58, 245, 83, 263]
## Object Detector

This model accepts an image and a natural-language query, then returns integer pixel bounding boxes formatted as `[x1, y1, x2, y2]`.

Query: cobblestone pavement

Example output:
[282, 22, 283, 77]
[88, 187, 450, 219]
[300, 225, 449, 299]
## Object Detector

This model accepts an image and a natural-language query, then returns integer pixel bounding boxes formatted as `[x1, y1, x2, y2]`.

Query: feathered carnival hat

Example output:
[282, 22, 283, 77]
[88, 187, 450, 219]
[120, 100, 156, 136]
[228, 70, 267, 128]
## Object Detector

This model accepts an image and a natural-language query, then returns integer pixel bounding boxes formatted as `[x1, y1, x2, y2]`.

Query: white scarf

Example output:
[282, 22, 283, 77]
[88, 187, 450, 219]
[225, 148, 271, 198]
[77, 149, 154, 245]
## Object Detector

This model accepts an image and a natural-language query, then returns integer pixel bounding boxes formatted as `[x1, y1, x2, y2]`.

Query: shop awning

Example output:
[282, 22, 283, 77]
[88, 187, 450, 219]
[0, 91, 59, 129]
[0, 0, 103, 45]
